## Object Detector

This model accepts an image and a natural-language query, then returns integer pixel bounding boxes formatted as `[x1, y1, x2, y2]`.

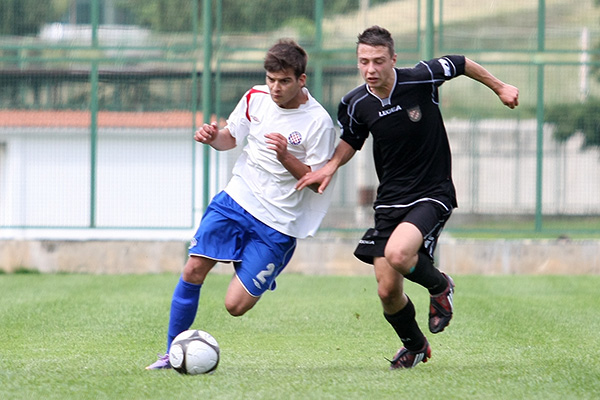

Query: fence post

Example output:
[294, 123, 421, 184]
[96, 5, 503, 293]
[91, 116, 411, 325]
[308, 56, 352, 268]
[202, 0, 213, 211]
[89, 0, 100, 228]
[535, 0, 546, 232]
[312, 0, 324, 102]
[424, 0, 435, 60]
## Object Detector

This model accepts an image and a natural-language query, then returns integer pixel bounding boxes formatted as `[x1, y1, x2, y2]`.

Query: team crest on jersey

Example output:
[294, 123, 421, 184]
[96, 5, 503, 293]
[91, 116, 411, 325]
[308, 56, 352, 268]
[407, 106, 422, 122]
[287, 131, 303, 145]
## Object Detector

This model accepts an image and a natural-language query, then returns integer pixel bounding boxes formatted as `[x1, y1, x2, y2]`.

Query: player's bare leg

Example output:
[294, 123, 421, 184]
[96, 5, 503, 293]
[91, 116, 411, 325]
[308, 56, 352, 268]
[224, 276, 261, 316]
[183, 255, 216, 285]
[383, 222, 423, 275]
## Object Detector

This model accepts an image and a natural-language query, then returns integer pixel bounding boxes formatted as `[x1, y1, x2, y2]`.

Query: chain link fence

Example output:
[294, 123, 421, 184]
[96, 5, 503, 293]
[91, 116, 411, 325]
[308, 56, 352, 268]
[1, 0, 599, 237]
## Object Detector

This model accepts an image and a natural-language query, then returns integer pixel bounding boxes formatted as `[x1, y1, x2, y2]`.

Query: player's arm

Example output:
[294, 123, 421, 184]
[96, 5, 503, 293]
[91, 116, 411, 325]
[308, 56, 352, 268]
[264, 132, 321, 192]
[194, 122, 236, 150]
[464, 58, 519, 109]
[295, 139, 356, 194]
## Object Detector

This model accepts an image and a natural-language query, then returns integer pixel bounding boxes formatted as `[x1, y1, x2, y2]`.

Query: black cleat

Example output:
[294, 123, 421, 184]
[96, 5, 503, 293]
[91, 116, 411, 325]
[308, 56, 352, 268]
[429, 273, 455, 333]
[389, 340, 431, 369]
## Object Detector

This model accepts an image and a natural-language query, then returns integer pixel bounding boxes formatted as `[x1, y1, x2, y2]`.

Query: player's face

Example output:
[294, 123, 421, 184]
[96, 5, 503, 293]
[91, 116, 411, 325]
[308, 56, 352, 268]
[266, 69, 307, 109]
[357, 44, 397, 97]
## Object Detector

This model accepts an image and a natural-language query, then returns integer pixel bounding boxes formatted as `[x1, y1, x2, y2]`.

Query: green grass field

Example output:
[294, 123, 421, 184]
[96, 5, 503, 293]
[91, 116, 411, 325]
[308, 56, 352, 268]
[1, 272, 599, 400]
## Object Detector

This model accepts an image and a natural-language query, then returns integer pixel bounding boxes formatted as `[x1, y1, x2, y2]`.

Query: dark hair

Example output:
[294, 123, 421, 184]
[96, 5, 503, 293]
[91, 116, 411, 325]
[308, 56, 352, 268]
[264, 39, 307, 78]
[357, 25, 395, 57]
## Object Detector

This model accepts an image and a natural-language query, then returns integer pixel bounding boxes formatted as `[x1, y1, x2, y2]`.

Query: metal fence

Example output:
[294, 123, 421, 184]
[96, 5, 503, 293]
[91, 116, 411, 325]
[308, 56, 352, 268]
[0, 0, 599, 238]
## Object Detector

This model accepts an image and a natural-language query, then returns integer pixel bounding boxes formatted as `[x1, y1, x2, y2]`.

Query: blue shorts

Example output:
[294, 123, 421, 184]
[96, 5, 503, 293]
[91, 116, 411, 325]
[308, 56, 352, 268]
[188, 191, 296, 297]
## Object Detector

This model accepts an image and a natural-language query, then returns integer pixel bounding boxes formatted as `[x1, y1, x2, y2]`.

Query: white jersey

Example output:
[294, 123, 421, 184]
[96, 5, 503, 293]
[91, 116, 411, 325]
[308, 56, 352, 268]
[223, 85, 336, 238]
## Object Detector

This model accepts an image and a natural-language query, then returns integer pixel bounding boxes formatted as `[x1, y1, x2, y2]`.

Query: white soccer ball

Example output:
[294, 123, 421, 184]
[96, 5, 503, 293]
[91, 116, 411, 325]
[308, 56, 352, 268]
[168, 329, 220, 375]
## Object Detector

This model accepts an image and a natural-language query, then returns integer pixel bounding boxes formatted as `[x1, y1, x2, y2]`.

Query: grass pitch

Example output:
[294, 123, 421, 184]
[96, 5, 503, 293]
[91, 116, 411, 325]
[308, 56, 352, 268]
[0, 272, 598, 400]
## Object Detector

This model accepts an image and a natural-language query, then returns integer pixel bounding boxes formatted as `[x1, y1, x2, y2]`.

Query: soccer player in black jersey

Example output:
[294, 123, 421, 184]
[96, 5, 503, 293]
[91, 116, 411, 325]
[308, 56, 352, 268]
[296, 26, 519, 369]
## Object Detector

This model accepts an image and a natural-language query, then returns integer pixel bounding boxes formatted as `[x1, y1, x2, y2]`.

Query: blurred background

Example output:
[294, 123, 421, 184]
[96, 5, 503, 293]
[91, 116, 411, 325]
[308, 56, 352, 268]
[1, 0, 599, 243]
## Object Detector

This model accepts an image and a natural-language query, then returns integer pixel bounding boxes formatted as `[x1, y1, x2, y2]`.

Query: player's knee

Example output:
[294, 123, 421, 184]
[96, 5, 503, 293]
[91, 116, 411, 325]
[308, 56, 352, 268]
[182, 256, 212, 284]
[384, 248, 414, 273]
[224, 301, 243, 317]
[377, 284, 402, 307]
[224, 300, 253, 317]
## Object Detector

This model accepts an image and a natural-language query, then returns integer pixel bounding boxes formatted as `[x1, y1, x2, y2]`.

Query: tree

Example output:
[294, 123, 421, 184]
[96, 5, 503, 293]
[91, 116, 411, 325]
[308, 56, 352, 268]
[115, 0, 392, 33]
[546, 2, 600, 150]
[546, 101, 600, 149]
[0, 0, 60, 35]
[114, 0, 193, 32]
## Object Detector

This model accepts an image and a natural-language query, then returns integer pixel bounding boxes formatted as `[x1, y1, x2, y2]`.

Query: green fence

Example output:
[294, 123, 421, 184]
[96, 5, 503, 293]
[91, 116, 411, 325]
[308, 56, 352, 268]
[0, 0, 599, 237]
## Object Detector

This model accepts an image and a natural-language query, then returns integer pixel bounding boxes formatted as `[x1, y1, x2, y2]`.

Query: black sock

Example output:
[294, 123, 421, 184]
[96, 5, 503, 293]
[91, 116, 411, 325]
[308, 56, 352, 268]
[384, 297, 425, 351]
[404, 252, 447, 295]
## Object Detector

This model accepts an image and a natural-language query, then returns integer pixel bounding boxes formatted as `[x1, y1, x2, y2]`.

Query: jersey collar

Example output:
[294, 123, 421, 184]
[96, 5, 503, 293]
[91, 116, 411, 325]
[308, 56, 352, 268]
[365, 68, 397, 107]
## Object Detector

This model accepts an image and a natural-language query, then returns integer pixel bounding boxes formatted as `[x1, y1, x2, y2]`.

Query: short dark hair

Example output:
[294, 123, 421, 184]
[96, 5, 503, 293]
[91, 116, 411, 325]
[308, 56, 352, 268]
[357, 25, 395, 57]
[264, 39, 307, 78]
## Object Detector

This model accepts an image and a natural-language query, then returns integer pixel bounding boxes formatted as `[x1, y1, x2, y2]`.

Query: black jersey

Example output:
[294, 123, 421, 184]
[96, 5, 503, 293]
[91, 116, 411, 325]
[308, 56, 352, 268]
[338, 55, 466, 209]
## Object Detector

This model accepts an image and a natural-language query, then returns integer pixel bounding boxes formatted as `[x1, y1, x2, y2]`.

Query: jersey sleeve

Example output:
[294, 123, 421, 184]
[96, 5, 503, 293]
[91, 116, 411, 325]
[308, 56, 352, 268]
[337, 91, 370, 151]
[225, 88, 268, 143]
[423, 55, 466, 85]
[303, 117, 336, 171]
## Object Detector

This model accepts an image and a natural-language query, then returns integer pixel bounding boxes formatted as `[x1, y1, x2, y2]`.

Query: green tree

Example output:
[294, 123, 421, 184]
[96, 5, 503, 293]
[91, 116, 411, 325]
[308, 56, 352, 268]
[219, 0, 390, 33]
[114, 0, 193, 32]
[115, 0, 392, 33]
[546, 101, 600, 149]
[0, 0, 59, 35]
[546, 1, 600, 149]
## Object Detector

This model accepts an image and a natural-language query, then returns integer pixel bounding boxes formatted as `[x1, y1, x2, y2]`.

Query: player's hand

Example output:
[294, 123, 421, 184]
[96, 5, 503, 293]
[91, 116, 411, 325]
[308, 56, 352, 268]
[264, 132, 289, 161]
[296, 165, 334, 194]
[194, 122, 218, 144]
[499, 84, 519, 109]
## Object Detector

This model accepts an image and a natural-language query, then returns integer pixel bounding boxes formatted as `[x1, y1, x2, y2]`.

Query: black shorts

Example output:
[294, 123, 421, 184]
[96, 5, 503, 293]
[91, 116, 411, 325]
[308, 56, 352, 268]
[353, 200, 453, 265]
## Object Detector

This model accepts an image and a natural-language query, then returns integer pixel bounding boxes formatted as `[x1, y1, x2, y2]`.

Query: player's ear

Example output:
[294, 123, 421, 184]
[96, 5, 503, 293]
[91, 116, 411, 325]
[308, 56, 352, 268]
[298, 73, 307, 87]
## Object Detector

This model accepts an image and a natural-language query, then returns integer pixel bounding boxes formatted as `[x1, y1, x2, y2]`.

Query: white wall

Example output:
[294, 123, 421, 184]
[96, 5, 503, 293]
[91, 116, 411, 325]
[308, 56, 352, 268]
[448, 119, 600, 214]
[1, 119, 599, 240]
[0, 127, 196, 239]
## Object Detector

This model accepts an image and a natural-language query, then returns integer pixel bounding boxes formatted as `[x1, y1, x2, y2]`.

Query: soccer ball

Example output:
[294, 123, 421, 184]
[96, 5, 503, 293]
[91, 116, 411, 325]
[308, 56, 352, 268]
[169, 330, 220, 375]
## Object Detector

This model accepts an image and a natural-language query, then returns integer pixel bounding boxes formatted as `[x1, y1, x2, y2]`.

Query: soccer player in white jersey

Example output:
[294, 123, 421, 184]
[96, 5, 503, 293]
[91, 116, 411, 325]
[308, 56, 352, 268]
[147, 39, 337, 370]
[297, 26, 519, 369]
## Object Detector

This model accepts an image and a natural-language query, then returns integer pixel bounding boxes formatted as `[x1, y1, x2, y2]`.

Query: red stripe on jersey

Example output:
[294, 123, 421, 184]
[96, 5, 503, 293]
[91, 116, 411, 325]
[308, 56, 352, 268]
[244, 88, 269, 121]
